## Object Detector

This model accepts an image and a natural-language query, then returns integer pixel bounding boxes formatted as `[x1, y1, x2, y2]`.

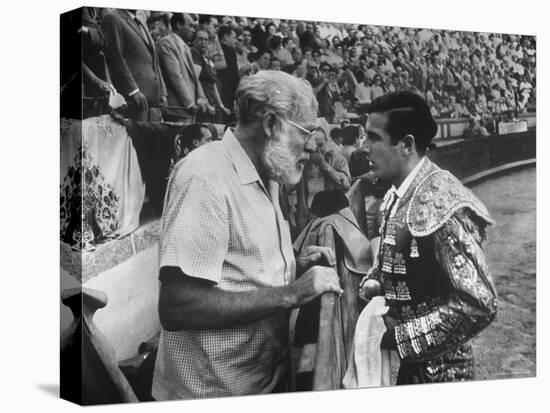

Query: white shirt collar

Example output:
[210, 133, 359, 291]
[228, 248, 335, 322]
[390, 156, 427, 199]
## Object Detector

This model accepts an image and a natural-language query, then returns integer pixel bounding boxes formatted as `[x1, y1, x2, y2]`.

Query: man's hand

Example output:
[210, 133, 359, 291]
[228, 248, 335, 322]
[358, 278, 384, 303]
[288, 265, 343, 307]
[110, 109, 129, 127]
[207, 104, 216, 115]
[220, 106, 231, 116]
[98, 81, 115, 96]
[310, 151, 327, 168]
[160, 95, 168, 107]
[296, 245, 336, 275]
[132, 91, 148, 111]
[197, 98, 208, 113]
[186, 104, 198, 115]
[360, 171, 378, 185]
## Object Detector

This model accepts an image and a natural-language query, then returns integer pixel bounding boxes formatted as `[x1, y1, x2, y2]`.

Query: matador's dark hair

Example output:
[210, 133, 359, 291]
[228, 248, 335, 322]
[367, 91, 438, 155]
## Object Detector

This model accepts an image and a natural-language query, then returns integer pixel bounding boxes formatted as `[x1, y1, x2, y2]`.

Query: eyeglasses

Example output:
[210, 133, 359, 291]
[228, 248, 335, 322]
[282, 118, 317, 140]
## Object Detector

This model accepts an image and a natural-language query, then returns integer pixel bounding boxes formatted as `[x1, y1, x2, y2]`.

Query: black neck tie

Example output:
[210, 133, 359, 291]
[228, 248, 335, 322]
[134, 18, 149, 46]
[382, 192, 398, 237]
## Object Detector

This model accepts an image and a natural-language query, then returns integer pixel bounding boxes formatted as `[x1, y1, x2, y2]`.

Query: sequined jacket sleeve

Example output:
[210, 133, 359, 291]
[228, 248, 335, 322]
[394, 209, 497, 363]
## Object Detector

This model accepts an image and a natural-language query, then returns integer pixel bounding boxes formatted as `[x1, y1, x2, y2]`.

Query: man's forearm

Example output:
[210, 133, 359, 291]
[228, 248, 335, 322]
[159, 264, 342, 332]
[323, 164, 350, 188]
[159, 268, 297, 331]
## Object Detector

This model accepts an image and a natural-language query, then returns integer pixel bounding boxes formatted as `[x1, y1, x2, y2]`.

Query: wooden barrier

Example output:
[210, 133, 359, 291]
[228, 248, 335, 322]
[429, 129, 536, 180]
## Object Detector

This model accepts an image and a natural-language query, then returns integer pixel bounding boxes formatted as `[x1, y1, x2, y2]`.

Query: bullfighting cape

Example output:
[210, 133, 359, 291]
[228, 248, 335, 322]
[406, 168, 493, 238]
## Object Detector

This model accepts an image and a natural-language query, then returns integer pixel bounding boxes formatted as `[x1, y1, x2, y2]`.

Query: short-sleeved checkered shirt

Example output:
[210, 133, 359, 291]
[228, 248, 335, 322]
[152, 130, 296, 400]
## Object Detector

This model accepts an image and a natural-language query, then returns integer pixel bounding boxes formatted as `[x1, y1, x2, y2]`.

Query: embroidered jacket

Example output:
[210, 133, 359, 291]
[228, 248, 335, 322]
[367, 158, 497, 364]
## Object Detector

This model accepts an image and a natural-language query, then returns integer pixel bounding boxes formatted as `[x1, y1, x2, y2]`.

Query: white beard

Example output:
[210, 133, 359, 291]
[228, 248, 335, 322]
[262, 139, 303, 185]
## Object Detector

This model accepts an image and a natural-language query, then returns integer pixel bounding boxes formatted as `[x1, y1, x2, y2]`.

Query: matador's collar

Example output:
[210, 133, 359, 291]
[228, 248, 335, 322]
[402, 159, 493, 237]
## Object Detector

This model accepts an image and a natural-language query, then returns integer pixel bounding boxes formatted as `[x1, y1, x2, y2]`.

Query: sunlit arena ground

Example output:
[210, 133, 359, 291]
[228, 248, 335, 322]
[470, 166, 536, 380]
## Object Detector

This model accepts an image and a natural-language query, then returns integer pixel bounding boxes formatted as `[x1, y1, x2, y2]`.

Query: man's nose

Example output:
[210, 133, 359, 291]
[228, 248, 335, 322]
[304, 135, 317, 153]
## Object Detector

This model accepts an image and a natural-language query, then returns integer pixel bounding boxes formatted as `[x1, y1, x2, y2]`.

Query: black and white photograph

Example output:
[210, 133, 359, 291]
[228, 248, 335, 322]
[58, 1, 538, 406]
[3, 1, 546, 412]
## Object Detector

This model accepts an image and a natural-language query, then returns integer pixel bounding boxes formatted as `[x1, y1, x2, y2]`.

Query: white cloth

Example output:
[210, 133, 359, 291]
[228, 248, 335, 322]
[343, 296, 394, 388]
[60, 116, 145, 244]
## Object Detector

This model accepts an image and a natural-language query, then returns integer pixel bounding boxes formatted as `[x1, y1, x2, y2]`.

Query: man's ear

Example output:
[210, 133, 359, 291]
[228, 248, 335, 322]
[262, 112, 278, 139]
[402, 134, 416, 154]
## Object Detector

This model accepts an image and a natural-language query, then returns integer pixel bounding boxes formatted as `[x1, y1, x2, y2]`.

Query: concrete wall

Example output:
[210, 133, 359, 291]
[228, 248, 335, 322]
[60, 245, 160, 361]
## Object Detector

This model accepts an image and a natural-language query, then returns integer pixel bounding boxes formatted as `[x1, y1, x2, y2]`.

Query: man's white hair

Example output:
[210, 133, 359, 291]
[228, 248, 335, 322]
[235, 70, 318, 125]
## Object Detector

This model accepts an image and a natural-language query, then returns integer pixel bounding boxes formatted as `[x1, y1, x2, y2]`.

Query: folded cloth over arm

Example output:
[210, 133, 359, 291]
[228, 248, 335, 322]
[343, 296, 395, 388]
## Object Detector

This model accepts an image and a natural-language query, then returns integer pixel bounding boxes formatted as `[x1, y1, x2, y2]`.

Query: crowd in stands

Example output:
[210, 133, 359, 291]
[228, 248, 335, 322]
[72, 7, 536, 129]
[61, 7, 536, 236]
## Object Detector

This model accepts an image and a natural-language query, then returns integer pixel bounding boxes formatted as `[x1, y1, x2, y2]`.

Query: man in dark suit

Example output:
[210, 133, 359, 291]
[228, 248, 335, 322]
[101, 9, 167, 121]
[217, 26, 240, 117]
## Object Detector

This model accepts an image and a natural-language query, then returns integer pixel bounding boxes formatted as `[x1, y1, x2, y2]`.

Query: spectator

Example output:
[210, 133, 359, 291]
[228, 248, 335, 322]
[235, 27, 257, 72]
[147, 12, 171, 45]
[296, 121, 351, 228]
[81, 7, 114, 118]
[174, 123, 214, 160]
[370, 74, 385, 101]
[339, 125, 363, 162]
[313, 62, 337, 122]
[217, 26, 240, 117]
[354, 71, 373, 111]
[300, 22, 322, 51]
[453, 96, 471, 117]
[157, 13, 208, 123]
[439, 95, 456, 118]
[102, 8, 167, 121]
[278, 37, 296, 66]
[462, 116, 490, 138]
[250, 50, 272, 73]
[270, 56, 282, 71]
[172, 13, 197, 44]
[199, 14, 227, 70]
[191, 29, 230, 123]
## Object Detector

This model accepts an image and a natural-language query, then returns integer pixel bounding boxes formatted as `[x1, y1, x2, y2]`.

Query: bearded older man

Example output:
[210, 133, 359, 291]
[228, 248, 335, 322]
[152, 71, 343, 400]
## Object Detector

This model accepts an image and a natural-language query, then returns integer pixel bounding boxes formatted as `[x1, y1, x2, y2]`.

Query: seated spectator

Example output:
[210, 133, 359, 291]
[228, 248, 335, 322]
[270, 56, 282, 71]
[370, 74, 385, 101]
[354, 71, 372, 111]
[462, 117, 490, 139]
[439, 95, 456, 118]
[235, 26, 257, 72]
[175, 123, 214, 160]
[453, 97, 471, 117]
[277, 37, 296, 66]
[250, 50, 272, 73]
